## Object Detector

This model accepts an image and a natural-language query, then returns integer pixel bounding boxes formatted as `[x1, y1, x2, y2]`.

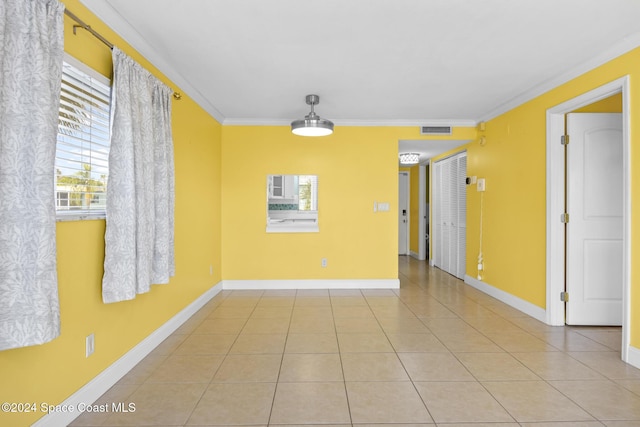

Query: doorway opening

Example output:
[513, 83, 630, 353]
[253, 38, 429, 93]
[398, 171, 409, 255]
[545, 76, 630, 362]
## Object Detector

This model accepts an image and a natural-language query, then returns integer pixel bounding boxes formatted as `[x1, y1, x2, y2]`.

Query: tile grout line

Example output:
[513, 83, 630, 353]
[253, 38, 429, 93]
[329, 289, 355, 427]
[367, 277, 437, 425]
[183, 290, 262, 427]
[265, 289, 296, 427]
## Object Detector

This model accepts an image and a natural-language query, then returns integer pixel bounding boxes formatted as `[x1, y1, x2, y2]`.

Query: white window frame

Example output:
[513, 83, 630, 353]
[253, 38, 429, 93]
[55, 54, 111, 221]
[266, 174, 319, 233]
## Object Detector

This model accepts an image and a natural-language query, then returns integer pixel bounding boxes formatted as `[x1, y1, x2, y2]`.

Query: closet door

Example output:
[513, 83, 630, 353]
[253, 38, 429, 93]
[433, 152, 467, 279]
[441, 159, 452, 272]
[449, 157, 459, 275]
[432, 163, 442, 268]
[456, 155, 467, 278]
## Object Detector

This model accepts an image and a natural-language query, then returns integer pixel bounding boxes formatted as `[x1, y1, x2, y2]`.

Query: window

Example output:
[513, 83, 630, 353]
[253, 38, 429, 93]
[297, 175, 318, 211]
[267, 174, 319, 233]
[55, 56, 111, 220]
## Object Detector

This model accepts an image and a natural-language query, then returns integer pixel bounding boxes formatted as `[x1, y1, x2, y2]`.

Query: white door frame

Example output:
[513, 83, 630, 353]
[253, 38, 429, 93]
[545, 76, 631, 362]
[417, 162, 428, 260]
[399, 171, 410, 255]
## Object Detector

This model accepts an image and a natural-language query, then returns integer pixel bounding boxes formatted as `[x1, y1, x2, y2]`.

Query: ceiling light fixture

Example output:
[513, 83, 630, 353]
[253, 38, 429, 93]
[291, 94, 334, 137]
[399, 152, 420, 165]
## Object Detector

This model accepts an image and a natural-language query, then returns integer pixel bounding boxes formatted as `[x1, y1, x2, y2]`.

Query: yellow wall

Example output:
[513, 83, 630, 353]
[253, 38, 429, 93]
[463, 48, 640, 347]
[573, 93, 623, 113]
[3, 1, 640, 424]
[0, 1, 222, 425]
[222, 126, 399, 280]
[221, 126, 474, 281]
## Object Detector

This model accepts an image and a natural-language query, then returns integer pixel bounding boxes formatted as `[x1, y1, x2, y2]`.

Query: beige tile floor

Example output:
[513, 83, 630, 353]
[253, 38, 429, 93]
[70, 256, 640, 426]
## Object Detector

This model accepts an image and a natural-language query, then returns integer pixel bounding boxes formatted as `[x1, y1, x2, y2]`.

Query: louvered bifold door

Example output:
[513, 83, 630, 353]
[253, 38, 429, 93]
[432, 162, 442, 268]
[456, 155, 467, 279]
[433, 152, 467, 278]
[449, 157, 459, 276]
[441, 159, 452, 273]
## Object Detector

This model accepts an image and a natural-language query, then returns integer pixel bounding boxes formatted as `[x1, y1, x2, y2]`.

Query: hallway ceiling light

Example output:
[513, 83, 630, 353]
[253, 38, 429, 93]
[399, 152, 420, 165]
[291, 94, 334, 137]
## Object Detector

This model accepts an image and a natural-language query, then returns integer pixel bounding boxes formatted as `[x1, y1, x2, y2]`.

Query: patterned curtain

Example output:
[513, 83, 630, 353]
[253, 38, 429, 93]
[0, 0, 64, 350]
[102, 47, 175, 303]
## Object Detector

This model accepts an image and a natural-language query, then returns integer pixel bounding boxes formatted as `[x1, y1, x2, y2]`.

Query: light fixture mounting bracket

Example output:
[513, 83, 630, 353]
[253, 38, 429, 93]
[306, 94, 320, 106]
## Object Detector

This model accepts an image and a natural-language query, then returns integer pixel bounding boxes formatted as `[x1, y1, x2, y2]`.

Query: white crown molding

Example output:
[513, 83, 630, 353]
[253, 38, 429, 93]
[223, 118, 478, 128]
[77, 0, 226, 124]
[479, 31, 640, 123]
[80, 3, 640, 130]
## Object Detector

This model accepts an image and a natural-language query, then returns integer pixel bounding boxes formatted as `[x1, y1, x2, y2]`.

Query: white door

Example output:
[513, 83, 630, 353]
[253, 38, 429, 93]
[456, 155, 467, 278]
[441, 160, 452, 271]
[432, 152, 466, 279]
[398, 172, 409, 255]
[566, 113, 623, 325]
[432, 165, 442, 266]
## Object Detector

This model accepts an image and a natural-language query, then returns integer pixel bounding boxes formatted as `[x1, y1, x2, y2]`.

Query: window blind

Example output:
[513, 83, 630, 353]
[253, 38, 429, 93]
[55, 59, 111, 218]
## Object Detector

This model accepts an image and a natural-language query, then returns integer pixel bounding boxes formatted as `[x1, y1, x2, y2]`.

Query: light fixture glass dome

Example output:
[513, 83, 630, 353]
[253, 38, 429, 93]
[399, 152, 420, 165]
[291, 95, 334, 137]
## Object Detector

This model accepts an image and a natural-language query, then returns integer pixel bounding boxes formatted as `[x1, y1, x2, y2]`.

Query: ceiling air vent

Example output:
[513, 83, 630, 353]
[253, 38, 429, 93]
[420, 125, 452, 135]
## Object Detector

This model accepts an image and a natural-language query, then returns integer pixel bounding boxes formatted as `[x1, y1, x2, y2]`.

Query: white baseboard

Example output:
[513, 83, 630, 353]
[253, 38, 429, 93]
[33, 282, 224, 427]
[464, 275, 546, 323]
[222, 278, 400, 290]
[627, 345, 640, 370]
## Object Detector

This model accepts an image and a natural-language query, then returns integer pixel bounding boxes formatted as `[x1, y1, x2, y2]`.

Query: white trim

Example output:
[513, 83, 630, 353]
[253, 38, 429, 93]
[480, 32, 640, 123]
[545, 76, 631, 362]
[63, 52, 110, 85]
[545, 110, 566, 326]
[628, 346, 640, 371]
[32, 276, 399, 426]
[465, 275, 546, 323]
[76, 0, 640, 128]
[33, 282, 224, 427]
[223, 118, 479, 128]
[56, 213, 106, 222]
[266, 223, 319, 233]
[78, 0, 226, 124]
[409, 250, 420, 259]
[222, 279, 400, 290]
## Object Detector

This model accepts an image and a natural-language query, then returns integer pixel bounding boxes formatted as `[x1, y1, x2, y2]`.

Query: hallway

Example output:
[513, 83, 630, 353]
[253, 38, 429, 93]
[71, 256, 640, 426]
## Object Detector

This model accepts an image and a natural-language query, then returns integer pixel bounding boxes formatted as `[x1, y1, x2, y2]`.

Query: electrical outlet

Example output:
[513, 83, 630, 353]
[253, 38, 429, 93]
[209, 265, 214, 275]
[86, 333, 95, 358]
[321, 258, 328, 268]
[477, 178, 486, 192]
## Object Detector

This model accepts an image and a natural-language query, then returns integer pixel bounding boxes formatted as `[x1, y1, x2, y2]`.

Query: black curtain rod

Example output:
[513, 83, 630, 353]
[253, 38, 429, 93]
[64, 8, 114, 49]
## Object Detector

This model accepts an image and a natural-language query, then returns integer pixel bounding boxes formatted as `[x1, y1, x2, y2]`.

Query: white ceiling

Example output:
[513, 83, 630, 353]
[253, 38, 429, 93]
[78, 0, 640, 160]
